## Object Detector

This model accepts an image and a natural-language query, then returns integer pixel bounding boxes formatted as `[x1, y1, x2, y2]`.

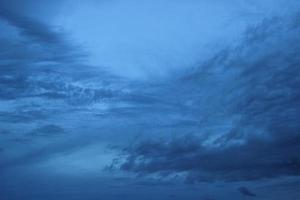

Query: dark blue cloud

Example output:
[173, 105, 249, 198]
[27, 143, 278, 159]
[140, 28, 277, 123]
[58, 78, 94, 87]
[111, 12, 300, 183]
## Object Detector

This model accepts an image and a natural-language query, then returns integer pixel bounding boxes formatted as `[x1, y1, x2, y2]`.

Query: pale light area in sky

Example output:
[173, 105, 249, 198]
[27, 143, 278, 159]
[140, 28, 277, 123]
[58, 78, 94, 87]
[50, 0, 300, 80]
[51, 0, 254, 80]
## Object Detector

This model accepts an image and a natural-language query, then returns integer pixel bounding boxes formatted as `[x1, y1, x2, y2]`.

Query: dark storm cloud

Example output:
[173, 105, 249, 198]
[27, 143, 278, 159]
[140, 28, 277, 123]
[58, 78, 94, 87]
[111, 12, 300, 182]
[113, 133, 300, 182]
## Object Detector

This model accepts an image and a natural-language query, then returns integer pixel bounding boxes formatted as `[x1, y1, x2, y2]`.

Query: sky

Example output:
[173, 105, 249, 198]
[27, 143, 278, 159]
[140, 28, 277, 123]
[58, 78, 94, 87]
[0, 0, 300, 200]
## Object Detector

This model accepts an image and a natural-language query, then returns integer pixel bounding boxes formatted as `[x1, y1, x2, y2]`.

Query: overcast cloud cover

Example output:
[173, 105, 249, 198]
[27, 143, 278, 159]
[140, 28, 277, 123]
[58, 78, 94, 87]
[0, 1, 300, 200]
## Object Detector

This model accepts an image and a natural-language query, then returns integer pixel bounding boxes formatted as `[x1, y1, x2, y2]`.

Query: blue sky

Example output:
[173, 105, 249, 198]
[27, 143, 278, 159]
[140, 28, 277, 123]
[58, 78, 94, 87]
[0, 1, 300, 200]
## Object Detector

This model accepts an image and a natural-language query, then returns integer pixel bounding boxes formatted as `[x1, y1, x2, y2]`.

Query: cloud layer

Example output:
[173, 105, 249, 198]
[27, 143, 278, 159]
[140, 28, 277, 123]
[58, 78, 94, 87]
[1, 1, 300, 199]
[111, 12, 300, 183]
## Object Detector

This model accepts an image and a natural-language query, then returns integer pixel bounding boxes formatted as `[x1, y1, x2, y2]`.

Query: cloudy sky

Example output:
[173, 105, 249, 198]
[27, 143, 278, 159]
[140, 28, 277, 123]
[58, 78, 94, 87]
[0, 0, 300, 199]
